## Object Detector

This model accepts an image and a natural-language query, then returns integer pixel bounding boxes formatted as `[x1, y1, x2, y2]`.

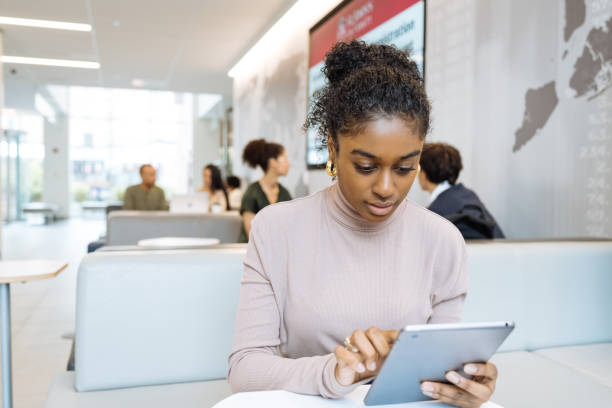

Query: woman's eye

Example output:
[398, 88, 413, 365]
[354, 164, 376, 174]
[395, 167, 415, 175]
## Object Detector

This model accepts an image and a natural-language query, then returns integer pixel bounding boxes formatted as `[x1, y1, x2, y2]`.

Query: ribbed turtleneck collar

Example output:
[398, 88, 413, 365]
[326, 183, 407, 233]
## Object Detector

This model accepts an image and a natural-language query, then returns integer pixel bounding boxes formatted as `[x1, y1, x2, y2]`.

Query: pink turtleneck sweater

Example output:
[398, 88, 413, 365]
[228, 183, 468, 398]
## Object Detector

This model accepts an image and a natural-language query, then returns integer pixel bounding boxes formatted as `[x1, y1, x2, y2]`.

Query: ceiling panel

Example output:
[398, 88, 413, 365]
[0, 0, 297, 99]
[2, 25, 95, 60]
[0, 0, 89, 22]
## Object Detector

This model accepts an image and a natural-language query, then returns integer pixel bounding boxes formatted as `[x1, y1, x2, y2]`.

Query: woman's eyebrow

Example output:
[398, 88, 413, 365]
[399, 150, 421, 160]
[351, 149, 377, 159]
[350, 149, 421, 160]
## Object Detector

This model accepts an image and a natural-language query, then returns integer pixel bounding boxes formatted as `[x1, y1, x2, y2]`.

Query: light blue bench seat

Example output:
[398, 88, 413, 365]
[491, 351, 612, 408]
[534, 343, 612, 388]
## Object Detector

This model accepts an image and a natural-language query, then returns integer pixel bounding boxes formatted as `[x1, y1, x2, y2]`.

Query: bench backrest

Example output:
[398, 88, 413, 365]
[75, 247, 246, 391]
[463, 240, 612, 351]
[105, 211, 242, 245]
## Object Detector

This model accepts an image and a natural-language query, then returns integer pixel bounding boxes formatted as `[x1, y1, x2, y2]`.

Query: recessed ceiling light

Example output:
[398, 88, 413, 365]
[1, 56, 100, 69]
[0, 16, 91, 31]
[131, 79, 145, 87]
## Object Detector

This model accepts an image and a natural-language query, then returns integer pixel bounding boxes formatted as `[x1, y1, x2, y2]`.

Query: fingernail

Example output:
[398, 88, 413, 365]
[447, 372, 461, 384]
[464, 364, 477, 374]
[356, 363, 366, 373]
[367, 361, 376, 371]
[421, 383, 434, 393]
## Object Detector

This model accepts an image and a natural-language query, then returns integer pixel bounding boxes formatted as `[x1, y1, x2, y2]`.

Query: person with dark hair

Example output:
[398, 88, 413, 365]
[123, 164, 168, 211]
[418, 143, 505, 239]
[238, 139, 291, 242]
[226, 175, 243, 211]
[229, 41, 498, 407]
[199, 164, 229, 212]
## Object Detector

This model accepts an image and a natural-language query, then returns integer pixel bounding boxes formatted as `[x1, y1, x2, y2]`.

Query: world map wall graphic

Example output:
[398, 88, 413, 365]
[514, 0, 612, 153]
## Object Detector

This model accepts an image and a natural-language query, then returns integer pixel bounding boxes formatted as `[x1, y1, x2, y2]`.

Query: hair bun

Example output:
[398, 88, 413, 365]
[242, 138, 285, 172]
[323, 40, 421, 86]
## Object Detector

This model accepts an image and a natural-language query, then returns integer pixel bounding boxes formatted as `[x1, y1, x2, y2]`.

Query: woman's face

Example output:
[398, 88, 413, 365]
[269, 150, 290, 176]
[330, 116, 424, 223]
[203, 168, 212, 188]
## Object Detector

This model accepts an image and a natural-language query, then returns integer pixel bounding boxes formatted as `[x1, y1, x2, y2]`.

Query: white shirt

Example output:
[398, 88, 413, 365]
[429, 180, 451, 204]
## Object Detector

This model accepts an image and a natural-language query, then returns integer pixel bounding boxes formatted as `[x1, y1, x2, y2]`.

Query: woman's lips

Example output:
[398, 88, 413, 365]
[366, 202, 394, 216]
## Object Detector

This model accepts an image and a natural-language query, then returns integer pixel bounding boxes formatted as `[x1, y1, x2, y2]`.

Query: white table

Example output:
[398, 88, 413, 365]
[137, 237, 221, 249]
[0, 260, 68, 408]
[213, 385, 503, 407]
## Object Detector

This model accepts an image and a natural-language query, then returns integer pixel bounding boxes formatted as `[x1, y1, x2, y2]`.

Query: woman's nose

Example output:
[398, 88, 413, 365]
[372, 169, 393, 199]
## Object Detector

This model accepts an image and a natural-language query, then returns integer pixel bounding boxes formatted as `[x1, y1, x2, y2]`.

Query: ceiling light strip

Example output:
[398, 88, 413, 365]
[1, 56, 100, 69]
[0, 16, 91, 32]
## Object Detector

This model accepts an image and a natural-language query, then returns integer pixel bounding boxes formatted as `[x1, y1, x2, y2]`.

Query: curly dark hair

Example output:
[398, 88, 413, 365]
[242, 139, 285, 172]
[304, 40, 430, 151]
[419, 143, 463, 185]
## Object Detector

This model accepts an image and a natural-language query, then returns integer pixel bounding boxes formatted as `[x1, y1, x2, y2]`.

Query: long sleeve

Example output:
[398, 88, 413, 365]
[227, 214, 358, 398]
[123, 187, 135, 210]
[159, 189, 169, 211]
[429, 230, 469, 324]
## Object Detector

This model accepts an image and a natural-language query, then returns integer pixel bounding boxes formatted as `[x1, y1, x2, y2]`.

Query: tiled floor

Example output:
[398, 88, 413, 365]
[1, 218, 105, 408]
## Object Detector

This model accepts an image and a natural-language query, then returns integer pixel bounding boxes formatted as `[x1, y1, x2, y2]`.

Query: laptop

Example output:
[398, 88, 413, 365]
[169, 193, 209, 213]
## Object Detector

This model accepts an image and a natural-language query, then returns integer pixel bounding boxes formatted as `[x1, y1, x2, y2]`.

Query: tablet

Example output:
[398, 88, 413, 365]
[363, 321, 515, 406]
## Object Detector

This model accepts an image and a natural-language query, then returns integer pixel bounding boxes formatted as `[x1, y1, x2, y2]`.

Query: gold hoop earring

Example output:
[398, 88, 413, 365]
[326, 160, 337, 177]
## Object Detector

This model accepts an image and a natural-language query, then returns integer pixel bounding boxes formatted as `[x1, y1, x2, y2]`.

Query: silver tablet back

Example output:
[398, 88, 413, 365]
[364, 321, 514, 406]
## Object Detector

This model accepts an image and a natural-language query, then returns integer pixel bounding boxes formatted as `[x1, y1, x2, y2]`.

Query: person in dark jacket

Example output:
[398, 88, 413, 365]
[418, 143, 505, 238]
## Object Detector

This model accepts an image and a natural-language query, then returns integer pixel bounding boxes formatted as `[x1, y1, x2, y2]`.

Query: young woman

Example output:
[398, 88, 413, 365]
[199, 164, 229, 212]
[229, 41, 498, 407]
[238, 139, 292, 242]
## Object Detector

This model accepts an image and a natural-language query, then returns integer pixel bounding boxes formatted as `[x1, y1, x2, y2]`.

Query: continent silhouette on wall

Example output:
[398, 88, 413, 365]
[513, 81, 559, 152]
[564, 0, 586, 42]
[569, 17, 612, 100]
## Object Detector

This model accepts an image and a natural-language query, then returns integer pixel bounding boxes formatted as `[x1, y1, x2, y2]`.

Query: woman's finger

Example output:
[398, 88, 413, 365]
[351, 330, 378, 371]
[334, 345, 365, 374]
[464, 362, 498, 381]
[446, 371, 492, 401]
[365, 327, 391, 359]
[383, 329, 400, 343]
[421, 381, 480, 408]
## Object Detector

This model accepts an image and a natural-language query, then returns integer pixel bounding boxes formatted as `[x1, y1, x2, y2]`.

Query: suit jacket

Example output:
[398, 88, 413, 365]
[428, 183, 505, 238]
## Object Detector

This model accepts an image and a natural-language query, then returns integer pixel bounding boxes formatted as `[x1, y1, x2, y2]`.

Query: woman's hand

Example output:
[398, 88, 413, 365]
[334, 327, 399, 386]
[420, 362, 498, 408]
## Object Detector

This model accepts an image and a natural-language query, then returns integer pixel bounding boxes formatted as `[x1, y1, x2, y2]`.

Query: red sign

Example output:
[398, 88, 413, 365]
[309, 0, 422, 67]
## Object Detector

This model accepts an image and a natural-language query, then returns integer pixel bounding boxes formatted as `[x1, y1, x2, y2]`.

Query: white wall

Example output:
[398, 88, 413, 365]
[42, 115, 70, 218]
[193, 117, 222, 190]
[231, 0, 612, 238]
[231, 1, 341, 195]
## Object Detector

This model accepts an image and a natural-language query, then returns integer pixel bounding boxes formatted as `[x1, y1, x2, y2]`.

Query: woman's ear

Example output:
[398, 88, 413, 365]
[327, 136, 337, 163]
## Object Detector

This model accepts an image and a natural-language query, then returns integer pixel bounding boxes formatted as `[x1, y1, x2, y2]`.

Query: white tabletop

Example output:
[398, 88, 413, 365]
[0, 260, 68, 283]
[137, 237, 221, 249]
[213, 385, 503, 408]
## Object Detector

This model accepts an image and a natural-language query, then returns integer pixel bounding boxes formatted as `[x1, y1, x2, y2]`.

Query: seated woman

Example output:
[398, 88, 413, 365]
[418, 143, 505, 239]
[228, 41, 498, 407]
[199, 164, 229, 212]
[238, 139, 292, 242]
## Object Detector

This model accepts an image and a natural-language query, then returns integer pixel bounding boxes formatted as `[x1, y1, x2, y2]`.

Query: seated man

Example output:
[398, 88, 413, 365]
[123, 164, 169, 211]
[418, 143, 505, 239]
